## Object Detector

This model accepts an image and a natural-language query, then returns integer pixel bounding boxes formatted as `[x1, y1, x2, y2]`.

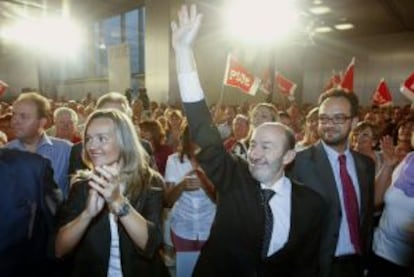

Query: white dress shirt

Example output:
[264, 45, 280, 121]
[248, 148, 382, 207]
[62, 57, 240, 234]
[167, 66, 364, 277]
[321, 141, 362, 256]
[261, 176, 292, 256]
[177, 72, 205, 102]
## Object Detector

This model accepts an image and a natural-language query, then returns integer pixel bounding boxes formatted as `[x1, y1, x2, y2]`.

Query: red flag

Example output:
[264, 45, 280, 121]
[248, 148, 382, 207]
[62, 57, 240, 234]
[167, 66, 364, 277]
[372, 79, 393, 106]
[340, 57, 355, 92]
[324, 71, 341, 91]
[400, 72, 414, 102]
[223, 54, 261, 96]
[275, 72, 297, 100]
[0, 80, 8, 97]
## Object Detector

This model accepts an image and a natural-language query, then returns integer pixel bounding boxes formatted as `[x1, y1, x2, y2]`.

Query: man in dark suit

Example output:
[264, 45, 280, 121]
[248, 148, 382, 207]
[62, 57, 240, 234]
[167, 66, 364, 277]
[289, 89, 375, 277]
[0, 149, 62, 277]
[171, 5, 326, 276]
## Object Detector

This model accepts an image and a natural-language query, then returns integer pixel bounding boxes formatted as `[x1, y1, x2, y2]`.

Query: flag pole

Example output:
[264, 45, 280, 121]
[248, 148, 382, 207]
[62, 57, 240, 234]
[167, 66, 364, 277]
[218, 53, 230, 106]
[266, 50, 276, 103]
[218, 74, 226, 105]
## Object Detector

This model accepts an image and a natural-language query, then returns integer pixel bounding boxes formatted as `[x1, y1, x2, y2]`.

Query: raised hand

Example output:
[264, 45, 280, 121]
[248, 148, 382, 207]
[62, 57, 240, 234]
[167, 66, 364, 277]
[171, 4, 203, 52]
[380, 135, 398, 167]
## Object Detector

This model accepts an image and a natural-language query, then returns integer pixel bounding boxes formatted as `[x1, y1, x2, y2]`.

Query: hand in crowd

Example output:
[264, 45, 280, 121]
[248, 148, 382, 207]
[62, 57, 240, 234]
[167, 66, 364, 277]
[85, 189, 105, 218]
[181, 172, 202, 191]
[88, 163, 124, 212]
[380, 135, 398, 167]
[171, 4, 202, 52]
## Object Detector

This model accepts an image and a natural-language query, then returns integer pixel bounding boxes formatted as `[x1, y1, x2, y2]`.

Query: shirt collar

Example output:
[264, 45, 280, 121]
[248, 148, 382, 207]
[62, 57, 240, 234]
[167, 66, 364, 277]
[321, 140, 352, 162]
[260, 174, 290, 197]
[38, 132, 53, 146]
[17, 132, 53, 149]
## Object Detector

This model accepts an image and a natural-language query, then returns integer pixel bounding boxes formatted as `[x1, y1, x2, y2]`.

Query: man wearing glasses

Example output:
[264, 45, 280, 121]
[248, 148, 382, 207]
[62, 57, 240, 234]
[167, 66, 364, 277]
[289, 89, 375, 277]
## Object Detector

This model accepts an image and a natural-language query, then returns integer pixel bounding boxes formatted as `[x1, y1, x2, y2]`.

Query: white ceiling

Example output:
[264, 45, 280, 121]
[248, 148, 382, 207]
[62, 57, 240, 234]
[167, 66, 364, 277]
[0, 0, 413, 38]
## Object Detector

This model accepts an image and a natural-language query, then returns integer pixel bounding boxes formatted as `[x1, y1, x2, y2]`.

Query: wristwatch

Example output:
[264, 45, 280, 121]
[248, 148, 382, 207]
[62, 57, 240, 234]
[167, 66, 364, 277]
[112, 200, 131, 218]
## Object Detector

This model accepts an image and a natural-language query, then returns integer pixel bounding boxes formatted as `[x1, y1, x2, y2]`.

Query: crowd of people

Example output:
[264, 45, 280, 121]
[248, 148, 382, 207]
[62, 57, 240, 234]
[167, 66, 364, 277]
[1, 4, 413, 277]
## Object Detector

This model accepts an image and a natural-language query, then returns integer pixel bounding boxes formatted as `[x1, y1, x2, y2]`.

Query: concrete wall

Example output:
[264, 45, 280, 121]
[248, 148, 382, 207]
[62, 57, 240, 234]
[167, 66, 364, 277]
[0, 44, 39, 101]
[55, 75, 145, 101]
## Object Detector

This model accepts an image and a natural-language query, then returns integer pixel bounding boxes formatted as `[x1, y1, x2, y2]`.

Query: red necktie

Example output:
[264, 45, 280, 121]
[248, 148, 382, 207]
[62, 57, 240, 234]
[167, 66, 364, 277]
[338, 154, 361, 254]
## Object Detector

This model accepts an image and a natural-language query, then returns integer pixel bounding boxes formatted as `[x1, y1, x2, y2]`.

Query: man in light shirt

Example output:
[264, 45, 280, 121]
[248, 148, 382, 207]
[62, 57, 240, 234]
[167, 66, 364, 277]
[6, 92, 72, 198]
[171, 5, 326, 276]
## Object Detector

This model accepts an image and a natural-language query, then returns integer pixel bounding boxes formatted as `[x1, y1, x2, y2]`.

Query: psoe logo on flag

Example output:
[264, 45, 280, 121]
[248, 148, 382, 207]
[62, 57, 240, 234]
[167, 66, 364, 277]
[372, 79, 392, 107]
[228, 69, 253, 90]
[223, 54, 260, 96]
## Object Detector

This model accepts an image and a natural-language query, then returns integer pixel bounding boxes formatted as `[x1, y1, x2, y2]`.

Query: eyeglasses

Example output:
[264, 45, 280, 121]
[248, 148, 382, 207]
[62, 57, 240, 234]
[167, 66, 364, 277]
[318, 114, 353, 124]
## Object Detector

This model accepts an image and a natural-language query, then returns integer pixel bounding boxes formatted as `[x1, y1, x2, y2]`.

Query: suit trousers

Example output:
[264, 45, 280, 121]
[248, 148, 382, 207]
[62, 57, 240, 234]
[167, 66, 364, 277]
[330, 255, 363, 277]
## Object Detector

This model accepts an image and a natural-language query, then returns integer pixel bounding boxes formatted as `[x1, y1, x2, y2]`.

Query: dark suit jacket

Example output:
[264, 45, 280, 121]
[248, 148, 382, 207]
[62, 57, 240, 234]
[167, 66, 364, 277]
[288, 142, 375, 277]
[57, 171, 169, 277]
[0, 149, 62, 277]
[184, 101, 326, 277]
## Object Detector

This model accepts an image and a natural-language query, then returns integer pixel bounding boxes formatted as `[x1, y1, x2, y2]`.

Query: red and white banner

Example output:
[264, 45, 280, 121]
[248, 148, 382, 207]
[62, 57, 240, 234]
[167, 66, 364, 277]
[260, 69, 297, 100]
[400, 72, 414, 102]
[372, 79, 393, 106]
[340, 57, 355, 92]
[223, 54, 261, 96]
[275, 72, 297, 100]
[0, 80, 8, 97]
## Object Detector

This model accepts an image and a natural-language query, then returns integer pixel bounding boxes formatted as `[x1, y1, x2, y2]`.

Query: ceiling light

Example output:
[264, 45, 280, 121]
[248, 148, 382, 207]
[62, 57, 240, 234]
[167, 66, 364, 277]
[334, 23, 354, 30]
[309, 6, 331, 15]
[225, 0, 300, 44]
[313, 0, 323, 4]
[314, 26, 332, 33]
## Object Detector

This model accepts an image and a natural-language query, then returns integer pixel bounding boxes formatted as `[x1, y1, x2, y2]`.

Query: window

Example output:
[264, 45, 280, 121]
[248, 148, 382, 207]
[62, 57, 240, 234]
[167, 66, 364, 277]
[63, 6, 145, 80]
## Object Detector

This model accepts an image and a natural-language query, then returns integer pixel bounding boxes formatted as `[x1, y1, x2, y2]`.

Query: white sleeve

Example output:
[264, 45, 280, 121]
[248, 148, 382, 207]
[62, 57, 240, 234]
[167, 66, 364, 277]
[164, 155, 179, 184]
[177, 71, 205, 103]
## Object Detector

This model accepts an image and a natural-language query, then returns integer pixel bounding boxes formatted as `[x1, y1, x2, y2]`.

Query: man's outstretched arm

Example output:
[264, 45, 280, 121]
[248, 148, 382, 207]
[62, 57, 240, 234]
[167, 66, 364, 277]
[172, 4, 204, 103]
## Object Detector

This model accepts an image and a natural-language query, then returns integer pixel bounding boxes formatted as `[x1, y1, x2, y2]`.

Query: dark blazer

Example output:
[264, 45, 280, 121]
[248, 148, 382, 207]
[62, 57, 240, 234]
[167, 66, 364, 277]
[184, 101, 326, 277]
[288, 142, 375, 277]
[0, 149, 62, 277]
[57, 171, 169, 277]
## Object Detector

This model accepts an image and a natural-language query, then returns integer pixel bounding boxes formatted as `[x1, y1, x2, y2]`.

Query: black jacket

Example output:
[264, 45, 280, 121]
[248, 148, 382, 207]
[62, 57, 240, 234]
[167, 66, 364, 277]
[0, 149, 62, 277]
[57, 171, 169, 277]
[184, 100, 326, 277]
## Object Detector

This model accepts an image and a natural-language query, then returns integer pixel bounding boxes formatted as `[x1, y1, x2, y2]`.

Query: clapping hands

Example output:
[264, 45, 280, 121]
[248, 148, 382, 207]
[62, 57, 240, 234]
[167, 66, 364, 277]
[85, 163, 123, 218]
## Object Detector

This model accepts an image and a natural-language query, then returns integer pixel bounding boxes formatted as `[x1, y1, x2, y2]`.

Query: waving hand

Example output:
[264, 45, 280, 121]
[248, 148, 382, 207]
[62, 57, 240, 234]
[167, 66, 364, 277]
[171, 5, 203, 52]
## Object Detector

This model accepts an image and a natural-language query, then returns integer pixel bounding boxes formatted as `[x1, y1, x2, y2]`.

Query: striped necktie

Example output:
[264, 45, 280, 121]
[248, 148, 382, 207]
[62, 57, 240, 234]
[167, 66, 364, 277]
[262, 189, 275, 258]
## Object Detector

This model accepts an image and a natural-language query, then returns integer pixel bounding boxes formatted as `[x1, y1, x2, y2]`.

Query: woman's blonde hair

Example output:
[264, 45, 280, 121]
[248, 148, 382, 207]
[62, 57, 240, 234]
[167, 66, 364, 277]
[82, 109, 154, 199]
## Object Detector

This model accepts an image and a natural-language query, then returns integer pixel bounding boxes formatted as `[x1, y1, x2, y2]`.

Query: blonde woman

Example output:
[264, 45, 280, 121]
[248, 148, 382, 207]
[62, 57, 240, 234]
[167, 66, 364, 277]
[55, 109, 169, 276]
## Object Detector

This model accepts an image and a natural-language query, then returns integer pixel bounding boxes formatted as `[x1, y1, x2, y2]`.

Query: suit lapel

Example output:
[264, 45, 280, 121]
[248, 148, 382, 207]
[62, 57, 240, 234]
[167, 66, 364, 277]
[312, 143, 341, 209]
[351, 151, 368, 222]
